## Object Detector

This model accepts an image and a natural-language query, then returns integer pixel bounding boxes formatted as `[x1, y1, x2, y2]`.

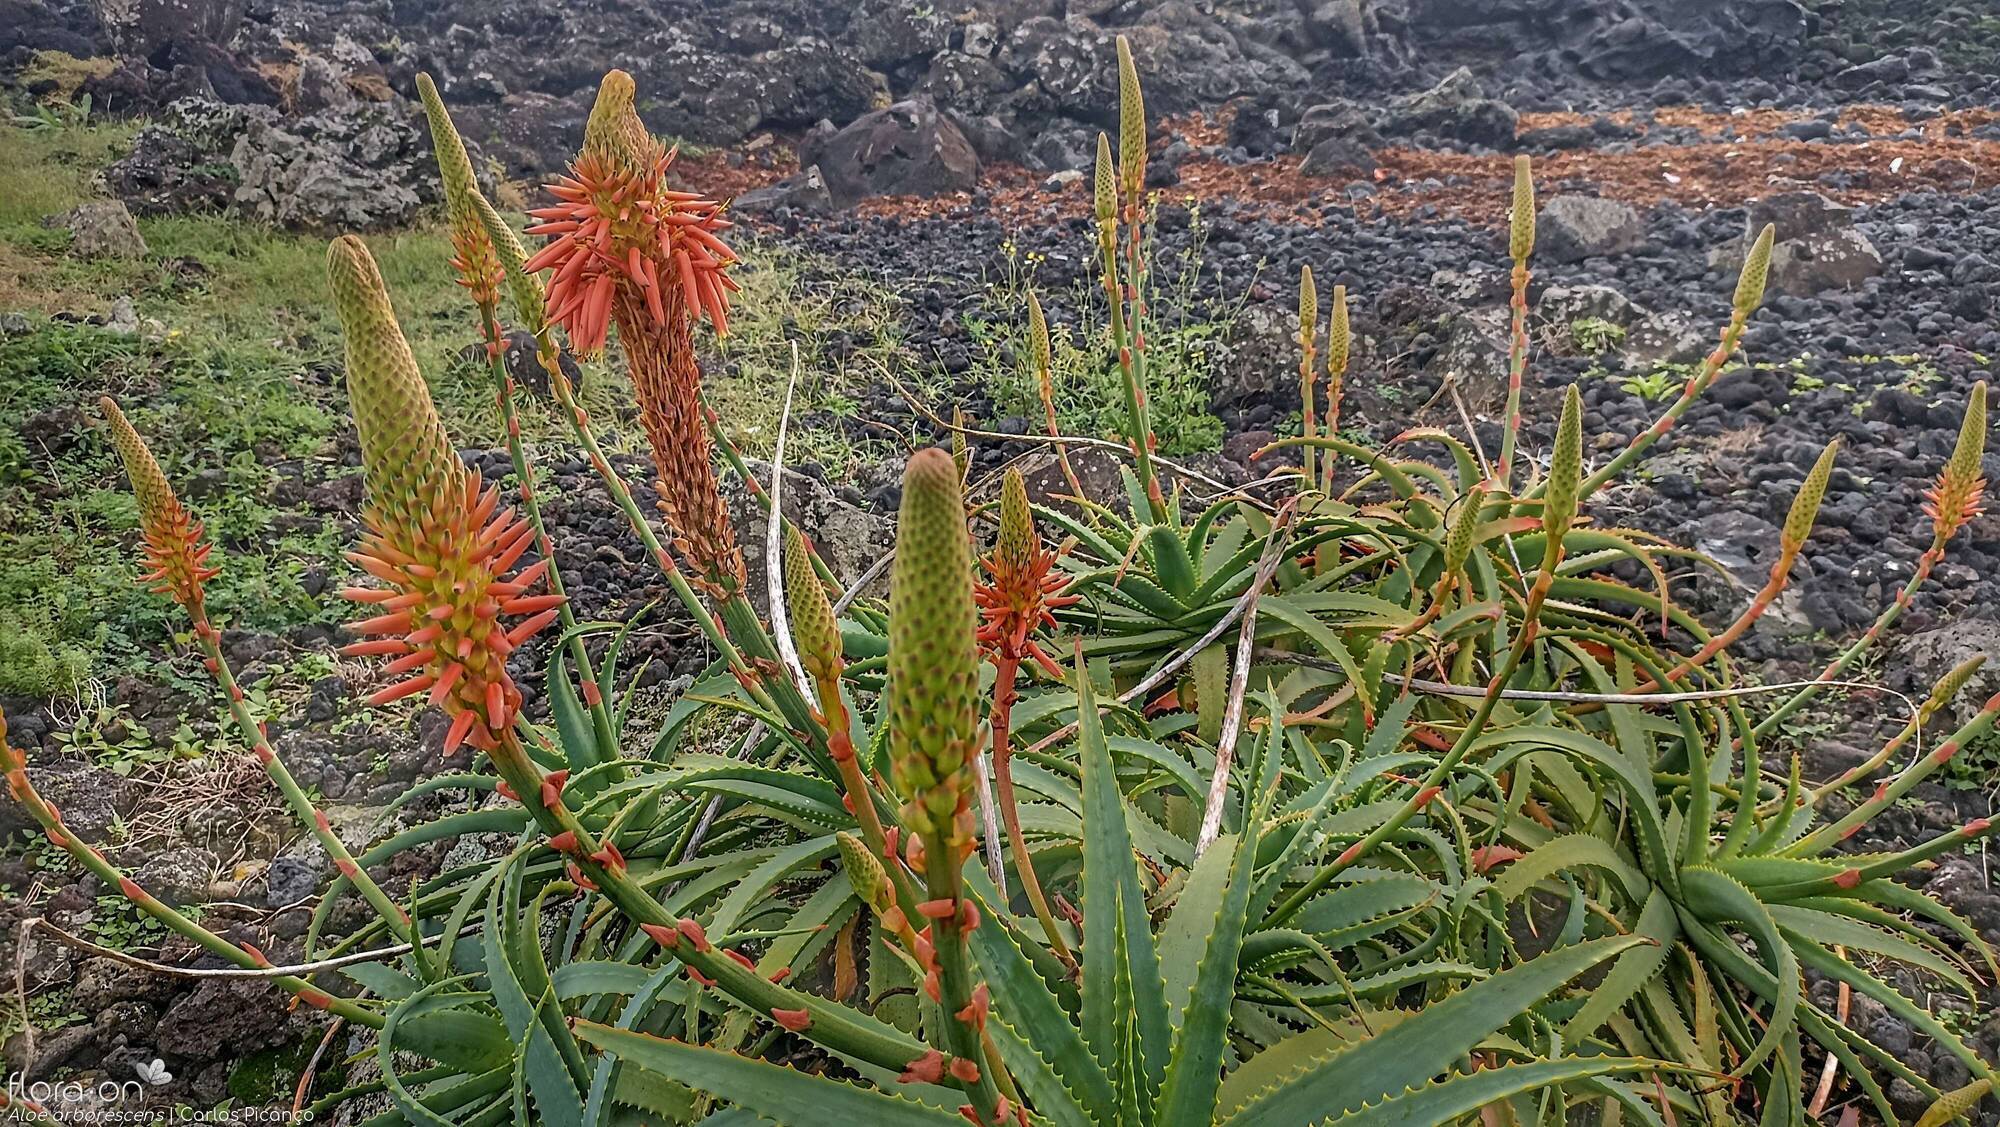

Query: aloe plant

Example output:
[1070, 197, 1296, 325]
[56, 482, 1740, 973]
[9, 36, 1997, 1127]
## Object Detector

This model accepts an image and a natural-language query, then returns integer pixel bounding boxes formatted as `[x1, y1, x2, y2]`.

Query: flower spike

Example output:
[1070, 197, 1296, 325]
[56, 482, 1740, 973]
[328, 236, 562, 754]
[888, 449, 981, 849]
[98, 397, 219, 622]
[524, 70, 744, 598]
[1925, 380, 1988, 541]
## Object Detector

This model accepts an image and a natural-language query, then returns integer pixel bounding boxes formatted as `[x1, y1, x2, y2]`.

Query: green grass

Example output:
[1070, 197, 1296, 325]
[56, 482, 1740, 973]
[703, 239, 910, 475]
[0, 119, 935, 698]
[968, 226, 1231, 458]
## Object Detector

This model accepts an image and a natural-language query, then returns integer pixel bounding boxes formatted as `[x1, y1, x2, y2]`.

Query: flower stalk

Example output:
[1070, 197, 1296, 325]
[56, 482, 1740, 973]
[1496, 155, 1535, 490]
[887, 448, 1010, 1124]
[974, 468, 1079, 967]
[417, 72, 617, 757]
[100, 396, 413, 944]
[1754, 381, 1987, 739]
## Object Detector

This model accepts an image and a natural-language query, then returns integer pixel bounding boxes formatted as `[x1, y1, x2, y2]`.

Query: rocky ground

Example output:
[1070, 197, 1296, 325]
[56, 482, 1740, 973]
[3, 0, 2000, 1119]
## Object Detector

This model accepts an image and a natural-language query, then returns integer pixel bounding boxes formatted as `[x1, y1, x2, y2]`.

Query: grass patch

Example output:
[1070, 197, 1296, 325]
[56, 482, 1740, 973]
[0, 119, 921, 701]
[968, 224, 1230, 457]
[705, 238, 909, 474]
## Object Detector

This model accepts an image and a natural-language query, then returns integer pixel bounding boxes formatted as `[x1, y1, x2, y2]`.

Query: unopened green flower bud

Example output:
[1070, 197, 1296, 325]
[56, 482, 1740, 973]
[1541, 385, 1583, 568]
[785, 525, 842, 685]
[1094, 133, 1116, 226]
[1298, 265, 1317, 357]
[1443, 483, 1487, 577]
[1327, 285, 1350, 378]
[887, 449, 980, 848]
[1781, 440, 1839, 551]
[1509, 155, 1535, 264]
[1115, 36, 1145, 199]
[837, 831, 894, 914]
[1733, 224, 1776, 316]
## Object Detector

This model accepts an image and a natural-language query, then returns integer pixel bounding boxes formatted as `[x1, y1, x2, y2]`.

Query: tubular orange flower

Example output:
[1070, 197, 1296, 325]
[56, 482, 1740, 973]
[524, 70, 744, 598]
[974, 469, 1077, 678]
[328, 235, 562, 755]
[1924, 380, 1987, 541]
[973, 467, 1078, 966]
[99, 397, 218, 623]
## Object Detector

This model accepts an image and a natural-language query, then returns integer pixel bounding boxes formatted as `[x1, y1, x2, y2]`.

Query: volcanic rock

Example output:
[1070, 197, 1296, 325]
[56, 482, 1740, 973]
[1379, 67, 1516, 148]
[802, 97, 979, 208]
[1298, 136, 1375, 178]
[1537, 195, 1646, 262]
[1711, 193, 1884, 295]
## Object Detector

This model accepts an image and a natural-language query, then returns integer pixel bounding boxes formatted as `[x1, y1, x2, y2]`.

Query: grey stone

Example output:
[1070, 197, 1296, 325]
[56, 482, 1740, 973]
[1537, 195, 1644, 263]
[104, 296, 140, 336]
[1537, 284, 1703, 366]
[800, 97, 980, 208]
[1429, 306, 1513, 406]
[726, 459, 894, 610]
[734, 165, 834, 214]
[89, 0, 244, 55]
[1746, 191, 1855, 240]
[1895, 620, 2000, 711]
[57, 201, 149, 259]
[1307, 0, 1367, 55]
[294, 54, 355, 113]
[1381, 67, 1517, 148]
[0, 759, 136, 843]
[131, 846, 217, 906]
[1288, 101, 1384, 152]
[1298, 136, 1375, 178]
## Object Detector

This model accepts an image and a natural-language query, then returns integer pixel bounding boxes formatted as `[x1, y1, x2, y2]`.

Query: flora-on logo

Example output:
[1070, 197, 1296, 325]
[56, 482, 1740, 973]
[4, 1071, 146, 1107]
[133, 1058, 173, 1087]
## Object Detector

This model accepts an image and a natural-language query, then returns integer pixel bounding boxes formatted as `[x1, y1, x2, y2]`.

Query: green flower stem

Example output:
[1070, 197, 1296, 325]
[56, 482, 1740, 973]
[195, 626, 413, 945]
[1098, 193, 1166, 525]
[990, 649, 1074, 969]
[1539, 307, 1751, 503]
[484, 734, 935, 1076]
[698, 392, 844, 596]
[1752, 539, 1943, 743]
[477, 305, 618, 763]
[535, 337, 766, 709]
[921, 827, 1007, 1125]
[1, 713, 384, 1029]
[1788, 686, 2000, 856]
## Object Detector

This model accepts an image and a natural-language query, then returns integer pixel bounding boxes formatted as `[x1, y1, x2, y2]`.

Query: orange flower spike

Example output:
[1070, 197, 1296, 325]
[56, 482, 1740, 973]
[327, 236, 563, 758]
[98, 397, 219, 623]
[416, 74, 505, 330]
[975, 469, 1078, 676]
[1924, 380, 1988, 542]
[525, 71, 736, 345]
[525, 71, 745, 598]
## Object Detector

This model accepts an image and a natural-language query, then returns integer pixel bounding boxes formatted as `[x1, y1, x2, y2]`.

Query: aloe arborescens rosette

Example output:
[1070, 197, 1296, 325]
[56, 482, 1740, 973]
[329, 235, 564, 756]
